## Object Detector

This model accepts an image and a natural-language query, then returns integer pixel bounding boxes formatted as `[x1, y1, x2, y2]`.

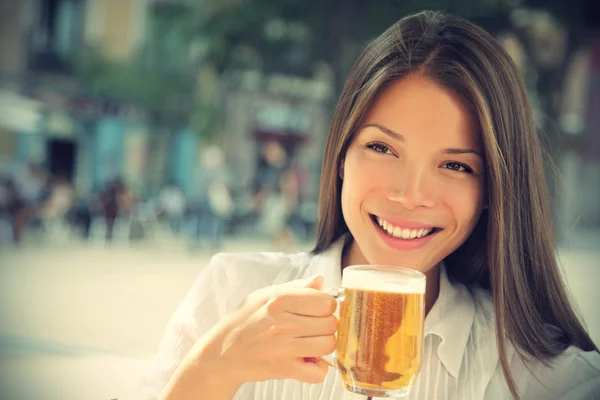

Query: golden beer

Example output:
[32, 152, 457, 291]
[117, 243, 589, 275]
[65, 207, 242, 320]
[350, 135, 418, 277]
[335, 266, 425, 398]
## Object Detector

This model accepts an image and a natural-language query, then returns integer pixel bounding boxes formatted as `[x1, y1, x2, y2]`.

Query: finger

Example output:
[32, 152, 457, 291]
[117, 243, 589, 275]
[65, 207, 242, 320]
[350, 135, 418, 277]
[281, 273, 324, 290]
[302, 273, 324, 290]
[281, 314, 337, 338]
[287, 358, 330, 384]
[268, 335, 336, 360]
[291, 335, 337, 358]
[274, 288, 337, 317]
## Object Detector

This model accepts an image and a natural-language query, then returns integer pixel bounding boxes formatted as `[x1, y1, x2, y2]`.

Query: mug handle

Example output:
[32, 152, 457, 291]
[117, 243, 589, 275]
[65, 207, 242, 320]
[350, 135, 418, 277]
[318, 287, 345, 369]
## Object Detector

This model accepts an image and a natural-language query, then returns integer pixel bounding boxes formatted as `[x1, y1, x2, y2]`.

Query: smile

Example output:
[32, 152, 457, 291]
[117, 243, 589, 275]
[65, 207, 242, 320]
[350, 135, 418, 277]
[372, 215, 439, 240]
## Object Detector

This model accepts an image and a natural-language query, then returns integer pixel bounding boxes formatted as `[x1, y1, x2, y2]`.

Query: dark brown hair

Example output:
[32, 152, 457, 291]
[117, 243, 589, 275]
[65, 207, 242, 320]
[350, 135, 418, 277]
[313, 10, 598, 399]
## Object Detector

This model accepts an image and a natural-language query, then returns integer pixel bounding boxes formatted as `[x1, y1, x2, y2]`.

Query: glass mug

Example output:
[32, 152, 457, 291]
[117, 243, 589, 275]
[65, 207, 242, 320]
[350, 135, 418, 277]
[323, 265, 426, 398]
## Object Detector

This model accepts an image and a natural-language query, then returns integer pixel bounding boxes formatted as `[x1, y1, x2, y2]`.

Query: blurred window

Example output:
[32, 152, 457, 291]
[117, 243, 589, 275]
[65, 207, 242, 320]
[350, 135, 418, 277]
[29, 0, 84, 73]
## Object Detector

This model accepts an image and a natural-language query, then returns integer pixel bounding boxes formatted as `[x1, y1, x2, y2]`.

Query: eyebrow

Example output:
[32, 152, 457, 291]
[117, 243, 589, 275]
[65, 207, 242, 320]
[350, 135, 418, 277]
[362, 122, 483, 158]
[363, 123, 404, 142]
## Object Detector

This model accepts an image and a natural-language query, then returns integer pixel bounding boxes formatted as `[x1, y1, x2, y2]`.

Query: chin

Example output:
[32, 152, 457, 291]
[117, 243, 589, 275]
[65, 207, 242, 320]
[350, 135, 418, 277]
[366, 246, 442, 274]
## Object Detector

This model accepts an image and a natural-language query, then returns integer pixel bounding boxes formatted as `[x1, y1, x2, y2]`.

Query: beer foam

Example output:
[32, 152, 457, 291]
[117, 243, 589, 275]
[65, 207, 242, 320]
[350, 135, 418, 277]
[342, 269, 426, 293]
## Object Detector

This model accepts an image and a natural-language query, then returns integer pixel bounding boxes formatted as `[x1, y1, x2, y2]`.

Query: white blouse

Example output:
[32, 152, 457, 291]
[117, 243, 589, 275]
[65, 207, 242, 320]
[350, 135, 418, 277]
[137, 237, 600, 399]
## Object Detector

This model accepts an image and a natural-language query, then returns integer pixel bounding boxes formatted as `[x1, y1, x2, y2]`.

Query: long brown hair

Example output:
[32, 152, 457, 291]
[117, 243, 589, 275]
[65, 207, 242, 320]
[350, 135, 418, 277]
[313, 10, 598, 399]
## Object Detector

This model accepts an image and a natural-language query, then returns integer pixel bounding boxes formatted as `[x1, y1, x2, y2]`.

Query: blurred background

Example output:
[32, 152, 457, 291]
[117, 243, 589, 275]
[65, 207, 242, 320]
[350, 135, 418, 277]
[0, 0, 598, 399]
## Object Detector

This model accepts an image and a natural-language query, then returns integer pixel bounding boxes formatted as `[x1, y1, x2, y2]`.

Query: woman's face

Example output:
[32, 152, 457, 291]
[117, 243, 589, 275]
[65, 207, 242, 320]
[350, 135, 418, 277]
[341, 75, 486, 274]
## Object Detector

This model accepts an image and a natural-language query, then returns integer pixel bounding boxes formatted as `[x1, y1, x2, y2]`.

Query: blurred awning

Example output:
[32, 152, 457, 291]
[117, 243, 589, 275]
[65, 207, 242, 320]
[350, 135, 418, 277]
[0, 90, 44, 133]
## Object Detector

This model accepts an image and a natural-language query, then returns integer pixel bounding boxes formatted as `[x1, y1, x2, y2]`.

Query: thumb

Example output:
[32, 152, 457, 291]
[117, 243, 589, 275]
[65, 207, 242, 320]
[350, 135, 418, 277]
[291, 273, 324, 290]
[303, 273, 325, 290]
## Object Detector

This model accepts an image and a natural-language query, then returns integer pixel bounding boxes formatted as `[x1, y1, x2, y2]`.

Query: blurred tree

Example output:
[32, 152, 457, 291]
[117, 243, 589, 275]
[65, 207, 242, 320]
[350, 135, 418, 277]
[191, 0, 597, 118]
[75, 45, 193, 126]
[190, 0, 598, 219]
[192, 0, 511, 95]
[73, 2, 224, 140]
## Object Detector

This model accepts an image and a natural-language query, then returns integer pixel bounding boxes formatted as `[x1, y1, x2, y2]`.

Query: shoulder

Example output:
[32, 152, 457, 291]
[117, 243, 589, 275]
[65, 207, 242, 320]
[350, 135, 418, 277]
[465, 285, 600, 398]
[206, 250, 314, 284]
[200, 250, 315, 309]
[518, 346, 600, 399]
[172, 249, 315, 329]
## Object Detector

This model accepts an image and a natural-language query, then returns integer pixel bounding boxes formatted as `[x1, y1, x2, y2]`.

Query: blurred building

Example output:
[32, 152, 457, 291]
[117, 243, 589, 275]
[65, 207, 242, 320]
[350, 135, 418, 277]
[499, 15, 600, 233]
[0, 0, 333, 206]
[0, 0, 152, 197]
[220, 69, 332, 201]
[559, 36, 600, 230]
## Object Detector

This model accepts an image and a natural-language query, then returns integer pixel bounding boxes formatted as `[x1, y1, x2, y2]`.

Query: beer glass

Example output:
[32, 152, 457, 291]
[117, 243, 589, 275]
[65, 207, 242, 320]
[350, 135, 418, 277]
[326, 265, 426, 398]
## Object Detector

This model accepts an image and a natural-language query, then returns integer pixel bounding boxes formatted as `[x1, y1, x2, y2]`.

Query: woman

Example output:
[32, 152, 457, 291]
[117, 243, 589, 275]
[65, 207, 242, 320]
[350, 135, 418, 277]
[139, 11, 599, 400]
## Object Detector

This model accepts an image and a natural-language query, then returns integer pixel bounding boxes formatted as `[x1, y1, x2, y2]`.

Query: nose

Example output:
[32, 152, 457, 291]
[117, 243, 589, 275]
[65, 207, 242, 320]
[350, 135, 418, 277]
[387, 166, 436, 209]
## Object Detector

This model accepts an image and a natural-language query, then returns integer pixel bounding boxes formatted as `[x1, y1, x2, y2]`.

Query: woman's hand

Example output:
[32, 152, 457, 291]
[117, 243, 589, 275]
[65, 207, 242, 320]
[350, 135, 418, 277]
[218, 273, 338, 383]
[161, 274, 338, 400]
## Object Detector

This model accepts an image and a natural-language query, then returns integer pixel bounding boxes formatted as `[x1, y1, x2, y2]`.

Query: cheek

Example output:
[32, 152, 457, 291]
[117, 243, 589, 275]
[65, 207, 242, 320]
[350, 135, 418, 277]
[446, 181, 486, 226]
[341, 152, 385, 217]
[344, 151, 392, 193]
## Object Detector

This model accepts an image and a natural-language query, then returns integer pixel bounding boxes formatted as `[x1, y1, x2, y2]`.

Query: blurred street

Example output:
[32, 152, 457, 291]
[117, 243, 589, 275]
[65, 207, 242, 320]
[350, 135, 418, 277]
[0, 234, 312, 400]
[0, 232, 598, 400]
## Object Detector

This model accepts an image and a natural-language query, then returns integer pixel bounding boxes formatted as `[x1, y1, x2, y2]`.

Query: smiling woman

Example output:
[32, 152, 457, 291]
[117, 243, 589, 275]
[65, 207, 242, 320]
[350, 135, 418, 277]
[139, 10, 600, 400]
[339, 76, 487, 298]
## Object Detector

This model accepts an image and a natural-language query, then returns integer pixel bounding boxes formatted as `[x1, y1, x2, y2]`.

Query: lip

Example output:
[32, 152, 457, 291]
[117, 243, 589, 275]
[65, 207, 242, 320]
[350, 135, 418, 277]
[371, 215, 441, 251]
[371, 214, 437, 230]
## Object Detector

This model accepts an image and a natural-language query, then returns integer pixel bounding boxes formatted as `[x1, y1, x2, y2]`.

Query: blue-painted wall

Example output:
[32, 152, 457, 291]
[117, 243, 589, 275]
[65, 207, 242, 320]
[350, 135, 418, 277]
[169, 128, 198, 195]
[93, 117, 124, 191]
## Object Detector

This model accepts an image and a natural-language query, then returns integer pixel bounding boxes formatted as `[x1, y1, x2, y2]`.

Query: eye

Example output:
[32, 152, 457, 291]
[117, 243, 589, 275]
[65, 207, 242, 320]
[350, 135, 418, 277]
[442, 162, 473, 173]
[367, 142, 394, 155]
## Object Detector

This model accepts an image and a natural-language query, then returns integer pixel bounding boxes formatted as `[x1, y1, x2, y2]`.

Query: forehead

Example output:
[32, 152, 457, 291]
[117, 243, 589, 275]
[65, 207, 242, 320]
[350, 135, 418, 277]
[363, 75, 481, 147]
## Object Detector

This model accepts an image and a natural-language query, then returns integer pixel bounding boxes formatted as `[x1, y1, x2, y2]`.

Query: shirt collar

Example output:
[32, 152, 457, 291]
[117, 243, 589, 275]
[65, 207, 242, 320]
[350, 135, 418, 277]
[307, 237, 476, 379]
[425, 264, 476, 378]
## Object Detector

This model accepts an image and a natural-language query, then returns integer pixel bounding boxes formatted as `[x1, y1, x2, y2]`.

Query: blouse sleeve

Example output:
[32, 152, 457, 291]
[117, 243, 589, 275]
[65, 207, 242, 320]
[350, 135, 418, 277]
[134, 253, 255, 400]
[521, 347, 600, 399]
[556, 351, 600, 400]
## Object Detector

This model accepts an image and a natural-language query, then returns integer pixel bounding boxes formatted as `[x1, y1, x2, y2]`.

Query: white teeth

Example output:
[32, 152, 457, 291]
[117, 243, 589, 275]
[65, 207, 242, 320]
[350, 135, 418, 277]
[375, 217, 434, 240]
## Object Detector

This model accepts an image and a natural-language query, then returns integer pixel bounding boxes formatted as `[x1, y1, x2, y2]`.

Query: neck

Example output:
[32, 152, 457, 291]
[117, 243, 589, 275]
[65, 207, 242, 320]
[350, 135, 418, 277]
[342, 238, 441, 316]
[424, 266, 440, 315]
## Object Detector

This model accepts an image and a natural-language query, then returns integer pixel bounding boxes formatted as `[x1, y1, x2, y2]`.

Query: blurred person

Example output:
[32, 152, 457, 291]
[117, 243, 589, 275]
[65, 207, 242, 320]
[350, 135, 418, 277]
[158, 181, 186, 235]
[139, 11, 600, 400]
[284, 157, 312, 240]
[39, 176, 75, 236]
[252, 140, 288, 211]
[188, 145, 233, 250]
[253, 141, 298, 247]
[98, 178, 135, 242]
[12, 162, 47, 204]
[10, 162, 49, 243]
[0, 177, 16, 245]
[70, 194, 94, 240]
[258, 165, 301, 249]
[98, 181, 120, 242]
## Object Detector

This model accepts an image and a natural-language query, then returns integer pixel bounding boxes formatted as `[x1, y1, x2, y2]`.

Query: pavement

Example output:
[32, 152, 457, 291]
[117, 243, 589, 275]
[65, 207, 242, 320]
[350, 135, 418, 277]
[0, 230, 598, 400]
